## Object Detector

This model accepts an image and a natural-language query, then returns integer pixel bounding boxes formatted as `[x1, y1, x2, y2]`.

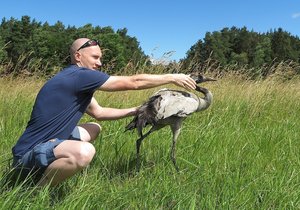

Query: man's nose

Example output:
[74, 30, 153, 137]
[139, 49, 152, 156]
[96, 60, 102, 67]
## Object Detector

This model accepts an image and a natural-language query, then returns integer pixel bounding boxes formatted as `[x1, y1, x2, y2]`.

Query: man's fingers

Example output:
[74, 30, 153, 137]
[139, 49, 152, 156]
[184, 76, 196, 89]
[173, 74, 196, 90]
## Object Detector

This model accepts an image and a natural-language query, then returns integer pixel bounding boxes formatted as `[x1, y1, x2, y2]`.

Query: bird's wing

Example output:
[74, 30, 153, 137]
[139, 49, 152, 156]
[154, 90, 199, 119]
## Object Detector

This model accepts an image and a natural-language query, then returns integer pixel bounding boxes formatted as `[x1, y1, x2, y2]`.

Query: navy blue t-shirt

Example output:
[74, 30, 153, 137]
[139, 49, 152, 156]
[12, 65, 110, 157]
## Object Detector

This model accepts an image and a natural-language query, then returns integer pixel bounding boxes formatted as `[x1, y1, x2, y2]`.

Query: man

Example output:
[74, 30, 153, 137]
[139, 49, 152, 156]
[12, 38, 196, 186]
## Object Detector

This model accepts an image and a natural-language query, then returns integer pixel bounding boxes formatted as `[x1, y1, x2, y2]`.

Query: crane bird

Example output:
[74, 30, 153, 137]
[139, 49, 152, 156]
[125, 74, 217, 172]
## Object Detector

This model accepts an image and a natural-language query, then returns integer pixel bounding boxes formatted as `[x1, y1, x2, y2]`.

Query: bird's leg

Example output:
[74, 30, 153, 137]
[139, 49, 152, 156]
[136, 129, 153, 172]
[170, 121, 183, 172]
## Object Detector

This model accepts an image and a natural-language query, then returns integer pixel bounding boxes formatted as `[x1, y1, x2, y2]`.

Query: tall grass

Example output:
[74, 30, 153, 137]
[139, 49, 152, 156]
[0, 74, 300, 209]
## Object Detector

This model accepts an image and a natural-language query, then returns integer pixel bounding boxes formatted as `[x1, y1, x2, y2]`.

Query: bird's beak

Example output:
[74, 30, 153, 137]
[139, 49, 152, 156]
[203, 76, 217, 82]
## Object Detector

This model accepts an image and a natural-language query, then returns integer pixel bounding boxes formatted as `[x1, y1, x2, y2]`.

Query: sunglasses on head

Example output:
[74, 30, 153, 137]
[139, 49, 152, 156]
[77, 39, 100, 51]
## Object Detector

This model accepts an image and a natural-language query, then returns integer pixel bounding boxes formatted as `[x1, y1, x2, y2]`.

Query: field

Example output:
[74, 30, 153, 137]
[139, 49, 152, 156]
[0, 75, 300, 209]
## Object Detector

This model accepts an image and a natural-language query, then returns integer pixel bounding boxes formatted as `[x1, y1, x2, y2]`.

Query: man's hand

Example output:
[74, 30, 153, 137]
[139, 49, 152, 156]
[171, 74, 196, 90]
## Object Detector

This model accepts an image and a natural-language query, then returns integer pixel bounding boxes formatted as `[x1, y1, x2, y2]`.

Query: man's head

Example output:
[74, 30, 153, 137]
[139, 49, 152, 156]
[70, 38, 102, 70]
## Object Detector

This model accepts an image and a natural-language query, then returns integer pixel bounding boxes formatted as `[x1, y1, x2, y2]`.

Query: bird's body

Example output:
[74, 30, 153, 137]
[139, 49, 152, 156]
[125, 75, 215, 171]
[154, 89, 199, 118]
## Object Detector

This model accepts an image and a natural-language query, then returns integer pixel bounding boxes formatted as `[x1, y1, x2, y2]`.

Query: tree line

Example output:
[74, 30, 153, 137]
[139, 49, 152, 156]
[0, 16, 149, 75]
[0, 16, 300, 77]
[181, 26, 300, 77]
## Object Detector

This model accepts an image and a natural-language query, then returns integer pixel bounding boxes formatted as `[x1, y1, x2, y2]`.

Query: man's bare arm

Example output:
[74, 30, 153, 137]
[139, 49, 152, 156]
[86, 97, 137, 121]
[99, 74, 196, 91]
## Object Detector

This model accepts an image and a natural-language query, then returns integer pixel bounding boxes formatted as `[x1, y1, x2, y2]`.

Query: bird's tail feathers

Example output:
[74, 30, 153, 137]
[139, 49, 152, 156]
[125, 95, 160, 137]
[125, 116, 138, 131]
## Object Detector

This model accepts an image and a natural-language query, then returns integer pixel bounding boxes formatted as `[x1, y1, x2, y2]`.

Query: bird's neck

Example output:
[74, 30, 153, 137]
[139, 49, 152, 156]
[195, 86, 213, 111]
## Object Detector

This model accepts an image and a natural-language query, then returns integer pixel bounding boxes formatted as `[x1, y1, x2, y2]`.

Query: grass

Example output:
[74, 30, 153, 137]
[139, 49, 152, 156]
[0, 75, 300, 209]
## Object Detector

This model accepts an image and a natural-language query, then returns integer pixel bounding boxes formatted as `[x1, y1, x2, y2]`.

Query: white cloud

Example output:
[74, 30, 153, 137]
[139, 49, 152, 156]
[292, 13, 300, 18]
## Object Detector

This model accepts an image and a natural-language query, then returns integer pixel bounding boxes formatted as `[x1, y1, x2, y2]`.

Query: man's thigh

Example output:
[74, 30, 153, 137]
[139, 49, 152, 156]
[70, 122, 101, 142]
[52, 140, 95, 160]
[12, 138, 65, 182]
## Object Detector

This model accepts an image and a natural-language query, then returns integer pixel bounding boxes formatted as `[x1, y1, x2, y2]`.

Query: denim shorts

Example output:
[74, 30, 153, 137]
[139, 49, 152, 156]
[12, 138, 65, 182]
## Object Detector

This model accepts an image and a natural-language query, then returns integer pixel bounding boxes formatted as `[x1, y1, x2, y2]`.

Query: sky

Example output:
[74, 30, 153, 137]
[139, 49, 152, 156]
[0, 0, 299, 61]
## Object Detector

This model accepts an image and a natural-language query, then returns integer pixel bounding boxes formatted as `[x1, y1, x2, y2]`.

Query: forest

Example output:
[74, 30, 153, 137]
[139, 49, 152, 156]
[0, 15, 300, 78]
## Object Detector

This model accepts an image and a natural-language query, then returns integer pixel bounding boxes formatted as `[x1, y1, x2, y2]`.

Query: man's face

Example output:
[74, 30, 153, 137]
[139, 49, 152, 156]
[77, 45, 102, 70]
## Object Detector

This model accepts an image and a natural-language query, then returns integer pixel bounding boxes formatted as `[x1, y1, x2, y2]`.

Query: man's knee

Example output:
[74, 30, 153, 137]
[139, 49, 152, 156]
[75, 142, 96, 168]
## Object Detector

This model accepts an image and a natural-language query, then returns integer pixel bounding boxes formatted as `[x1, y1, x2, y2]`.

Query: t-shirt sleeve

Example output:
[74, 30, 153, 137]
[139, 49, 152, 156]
[76, 69, 110, 93]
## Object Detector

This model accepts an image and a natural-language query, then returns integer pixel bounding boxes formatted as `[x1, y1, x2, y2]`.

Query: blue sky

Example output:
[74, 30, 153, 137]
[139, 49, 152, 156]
[0, 0, 299, 61]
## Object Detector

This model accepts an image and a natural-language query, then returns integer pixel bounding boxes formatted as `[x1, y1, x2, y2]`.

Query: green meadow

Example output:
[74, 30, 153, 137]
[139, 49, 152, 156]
[0, 75, 300, 209]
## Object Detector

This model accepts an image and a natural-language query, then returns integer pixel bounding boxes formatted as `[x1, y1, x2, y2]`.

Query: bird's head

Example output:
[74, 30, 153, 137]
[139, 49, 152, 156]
[190, 73, 217, 84]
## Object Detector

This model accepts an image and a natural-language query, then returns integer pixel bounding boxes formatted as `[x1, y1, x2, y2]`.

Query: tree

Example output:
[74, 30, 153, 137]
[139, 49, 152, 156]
[203, 32, 227, 65]
[117, 28, 148, 68]
[0, 35, 8, 63]
[253, 37, 272, 67]
[180, 39, 204, 71]
[271, 28, 297, 61]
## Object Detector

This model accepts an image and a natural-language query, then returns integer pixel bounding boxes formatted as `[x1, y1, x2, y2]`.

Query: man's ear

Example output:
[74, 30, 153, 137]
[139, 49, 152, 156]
[74, 51, 81, 62]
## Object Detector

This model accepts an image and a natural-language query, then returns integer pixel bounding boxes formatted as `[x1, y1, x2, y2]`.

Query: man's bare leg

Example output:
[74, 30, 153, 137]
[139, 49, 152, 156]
[38, 122, 101, 186]
[38, 140, 95, 186]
